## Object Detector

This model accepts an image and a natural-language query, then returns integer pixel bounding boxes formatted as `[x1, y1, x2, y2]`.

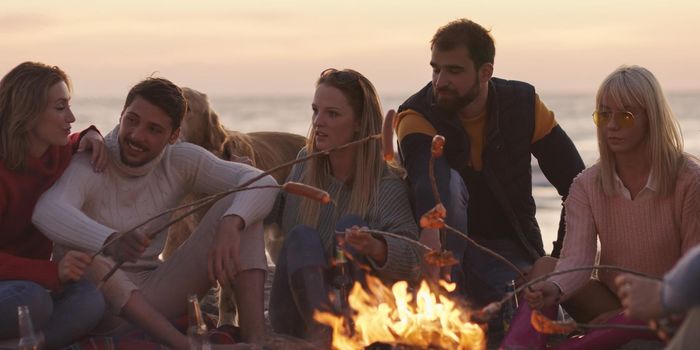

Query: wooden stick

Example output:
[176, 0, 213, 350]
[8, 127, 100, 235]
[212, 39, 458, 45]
[362, 229, 434, 252]
[96, 185, 281, 287]
[443, 224, 526, 278]
[510, 265, 661, 302]
[92, 185, 281, 258]
[487, 265, 661, 310]
[102, 134, 381, 244]
[94, 134, 380, 258]
[576, 323, 651, 331]
[96, 134, 381, 286]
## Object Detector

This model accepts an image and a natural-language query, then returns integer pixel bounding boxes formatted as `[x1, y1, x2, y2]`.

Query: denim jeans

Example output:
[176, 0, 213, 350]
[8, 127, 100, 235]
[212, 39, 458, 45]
[269, 215, 366, 337]
[0, 279, 105, 349]
[443, 169, 534, 347]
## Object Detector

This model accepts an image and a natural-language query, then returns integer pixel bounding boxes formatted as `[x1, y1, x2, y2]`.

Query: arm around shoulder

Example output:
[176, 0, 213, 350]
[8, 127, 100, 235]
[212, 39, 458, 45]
[32, 153, 116, 252]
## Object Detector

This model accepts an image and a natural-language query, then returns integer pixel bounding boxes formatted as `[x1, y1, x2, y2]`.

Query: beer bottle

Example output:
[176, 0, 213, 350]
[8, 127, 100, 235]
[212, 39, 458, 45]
[186, 294, 211, 350]
[17, 305, 45, 350]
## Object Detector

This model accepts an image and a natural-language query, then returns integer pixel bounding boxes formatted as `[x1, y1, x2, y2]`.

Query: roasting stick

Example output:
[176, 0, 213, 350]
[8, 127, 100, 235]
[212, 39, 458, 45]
[422, 134, 526, 278]
[472, 265, 660, 332]
[93, 134, 380, 259]
[95, 135, 381, 287]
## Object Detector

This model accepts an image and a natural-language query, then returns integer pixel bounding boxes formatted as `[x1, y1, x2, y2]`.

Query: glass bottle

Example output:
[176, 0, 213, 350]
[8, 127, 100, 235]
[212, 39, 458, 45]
[331, 231, 352, 310]
[186, 294, 210, 350]
[502, 279, 519, 332]
[17, 305, 45, 350]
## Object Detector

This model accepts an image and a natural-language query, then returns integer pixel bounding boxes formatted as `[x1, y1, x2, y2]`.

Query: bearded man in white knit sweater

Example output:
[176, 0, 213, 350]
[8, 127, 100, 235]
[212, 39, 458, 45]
[32, 78, 277, 349]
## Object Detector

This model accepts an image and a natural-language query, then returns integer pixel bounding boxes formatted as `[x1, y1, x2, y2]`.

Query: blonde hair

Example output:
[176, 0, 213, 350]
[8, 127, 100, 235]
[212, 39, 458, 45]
[596, 65, 684, 196]
[0, 62, 71, 170]
[299, 69, 386, 226]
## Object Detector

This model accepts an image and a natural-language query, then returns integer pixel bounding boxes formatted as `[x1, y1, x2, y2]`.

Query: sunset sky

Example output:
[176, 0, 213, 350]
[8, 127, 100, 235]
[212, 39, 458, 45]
[2, 0, 699, 97]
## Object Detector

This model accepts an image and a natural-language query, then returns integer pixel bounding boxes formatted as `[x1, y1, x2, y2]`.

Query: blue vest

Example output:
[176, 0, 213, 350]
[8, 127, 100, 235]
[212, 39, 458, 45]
[399, 78, 544, 259]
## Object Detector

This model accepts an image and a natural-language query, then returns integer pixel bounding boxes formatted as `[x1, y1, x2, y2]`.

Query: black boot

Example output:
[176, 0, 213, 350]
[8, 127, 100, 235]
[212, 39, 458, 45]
[290, 265, 334, 348]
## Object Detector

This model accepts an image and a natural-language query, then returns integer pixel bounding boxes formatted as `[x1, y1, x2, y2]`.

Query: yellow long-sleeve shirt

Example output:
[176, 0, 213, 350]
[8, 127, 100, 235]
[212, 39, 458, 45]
[396, 94, 557, 170]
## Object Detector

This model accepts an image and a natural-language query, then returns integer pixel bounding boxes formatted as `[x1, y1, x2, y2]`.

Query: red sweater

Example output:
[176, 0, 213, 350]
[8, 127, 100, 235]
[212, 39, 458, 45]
[0, 128, 94, 291]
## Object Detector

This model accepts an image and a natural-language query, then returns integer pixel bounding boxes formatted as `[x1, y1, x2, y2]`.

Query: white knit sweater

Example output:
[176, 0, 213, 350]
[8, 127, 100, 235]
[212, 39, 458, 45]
[33, 127, 278, 269]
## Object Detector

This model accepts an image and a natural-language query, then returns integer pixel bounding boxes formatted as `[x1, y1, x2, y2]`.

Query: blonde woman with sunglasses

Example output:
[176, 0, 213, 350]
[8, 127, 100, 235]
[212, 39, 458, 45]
[502, 65, 700, 349]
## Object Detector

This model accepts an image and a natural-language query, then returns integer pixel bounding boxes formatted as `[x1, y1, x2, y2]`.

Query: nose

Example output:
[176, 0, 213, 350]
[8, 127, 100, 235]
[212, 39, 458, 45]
[606, 115, 621, 130]
[312, 112, 325, 128]
[130, 126, 146, 143]
[66, 107, 76, 124]
[434, 71, 449, 89]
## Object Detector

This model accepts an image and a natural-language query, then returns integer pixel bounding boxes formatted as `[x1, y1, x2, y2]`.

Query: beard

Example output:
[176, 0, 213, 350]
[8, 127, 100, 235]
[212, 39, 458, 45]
[434, 78, 481, 112]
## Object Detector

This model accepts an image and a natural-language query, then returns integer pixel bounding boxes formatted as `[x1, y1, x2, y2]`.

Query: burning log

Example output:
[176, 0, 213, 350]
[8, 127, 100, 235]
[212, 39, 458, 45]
[314, 275, 485, 350]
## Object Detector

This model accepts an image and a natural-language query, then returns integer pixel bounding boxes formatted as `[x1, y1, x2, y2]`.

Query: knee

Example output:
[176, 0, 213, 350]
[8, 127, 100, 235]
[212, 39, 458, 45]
[11, 281, 53, 328]
[66, 280, 106, 325]
[448, 169, 469, 205]
[285, 225, 322, 251]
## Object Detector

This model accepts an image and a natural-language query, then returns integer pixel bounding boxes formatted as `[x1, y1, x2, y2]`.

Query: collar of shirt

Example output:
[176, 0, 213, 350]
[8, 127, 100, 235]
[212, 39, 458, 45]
[613, 169, 657, 200]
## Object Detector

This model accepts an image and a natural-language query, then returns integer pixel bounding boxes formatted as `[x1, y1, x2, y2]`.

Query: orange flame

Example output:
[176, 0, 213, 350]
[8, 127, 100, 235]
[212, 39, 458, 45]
[315, 275, 485, 350]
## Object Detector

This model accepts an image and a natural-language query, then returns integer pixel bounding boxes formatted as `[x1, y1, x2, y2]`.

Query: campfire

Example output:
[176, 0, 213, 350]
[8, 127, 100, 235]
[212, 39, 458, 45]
[314, 275, 485, 350]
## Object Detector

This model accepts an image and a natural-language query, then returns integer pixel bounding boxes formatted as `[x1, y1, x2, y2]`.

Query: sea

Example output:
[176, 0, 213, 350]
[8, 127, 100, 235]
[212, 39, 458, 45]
[69, 92, 700, 254]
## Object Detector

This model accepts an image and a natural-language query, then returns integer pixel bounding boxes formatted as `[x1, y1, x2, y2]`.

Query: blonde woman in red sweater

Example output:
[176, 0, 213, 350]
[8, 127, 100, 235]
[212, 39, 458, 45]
[0, 62, 107, 349]
[502, 65, 700, 350]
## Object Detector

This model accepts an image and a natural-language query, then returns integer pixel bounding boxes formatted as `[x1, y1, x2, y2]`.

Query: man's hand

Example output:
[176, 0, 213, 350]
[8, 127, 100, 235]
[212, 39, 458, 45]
[58, 250, 93, 284]
[343, 226, 387, 266]
[208, 215, 244, 288]
[524, 281, 562, 310]
[77, 129, 108, 172]
[103, 231, 150, 263]
[615, 274, 665, 320]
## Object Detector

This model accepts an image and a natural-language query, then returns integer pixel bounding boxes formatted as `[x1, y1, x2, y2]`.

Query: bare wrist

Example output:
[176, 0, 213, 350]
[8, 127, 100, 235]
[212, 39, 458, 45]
[223, 215, 245, 230]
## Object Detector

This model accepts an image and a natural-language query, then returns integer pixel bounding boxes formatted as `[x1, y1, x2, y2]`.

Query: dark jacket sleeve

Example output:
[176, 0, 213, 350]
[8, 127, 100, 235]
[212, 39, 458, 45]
[531, 125, 585, 257]
[399, 133, 454, 223]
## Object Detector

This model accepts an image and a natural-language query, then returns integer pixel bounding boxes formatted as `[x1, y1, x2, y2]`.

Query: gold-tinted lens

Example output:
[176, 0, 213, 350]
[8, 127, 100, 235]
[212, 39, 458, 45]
[592, 111, 635, 128]
[593, 111, 611, 127]
[617, 111, 635, 128]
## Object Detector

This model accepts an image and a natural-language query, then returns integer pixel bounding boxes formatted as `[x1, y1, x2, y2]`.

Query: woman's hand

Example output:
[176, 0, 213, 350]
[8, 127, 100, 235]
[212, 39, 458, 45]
[58, 250, 92, 284]
[524, 281, 562, 310]
[343, 226, 387, 266]
[615, 274, 665, 320]
[77, 129, 108, 172]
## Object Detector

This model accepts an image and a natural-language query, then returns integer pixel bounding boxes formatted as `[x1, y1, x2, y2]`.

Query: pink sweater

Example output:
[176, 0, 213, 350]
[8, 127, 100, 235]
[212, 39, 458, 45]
[551, 158, 700, 297]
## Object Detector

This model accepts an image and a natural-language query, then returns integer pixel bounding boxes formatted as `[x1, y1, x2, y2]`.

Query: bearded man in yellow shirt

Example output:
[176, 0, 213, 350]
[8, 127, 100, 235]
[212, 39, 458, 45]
[396, 18, 585, 345]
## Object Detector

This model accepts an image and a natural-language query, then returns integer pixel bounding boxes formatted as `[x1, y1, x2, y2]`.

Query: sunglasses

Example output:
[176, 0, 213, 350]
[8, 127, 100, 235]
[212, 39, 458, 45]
[320, 68, 359, 84]
[592, 110, 636, 128]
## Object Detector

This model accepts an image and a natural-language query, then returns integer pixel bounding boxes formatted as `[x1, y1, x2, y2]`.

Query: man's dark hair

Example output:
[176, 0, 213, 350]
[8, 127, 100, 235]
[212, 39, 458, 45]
[122, 77, 187, 129]
[431, 19, 495, 70]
